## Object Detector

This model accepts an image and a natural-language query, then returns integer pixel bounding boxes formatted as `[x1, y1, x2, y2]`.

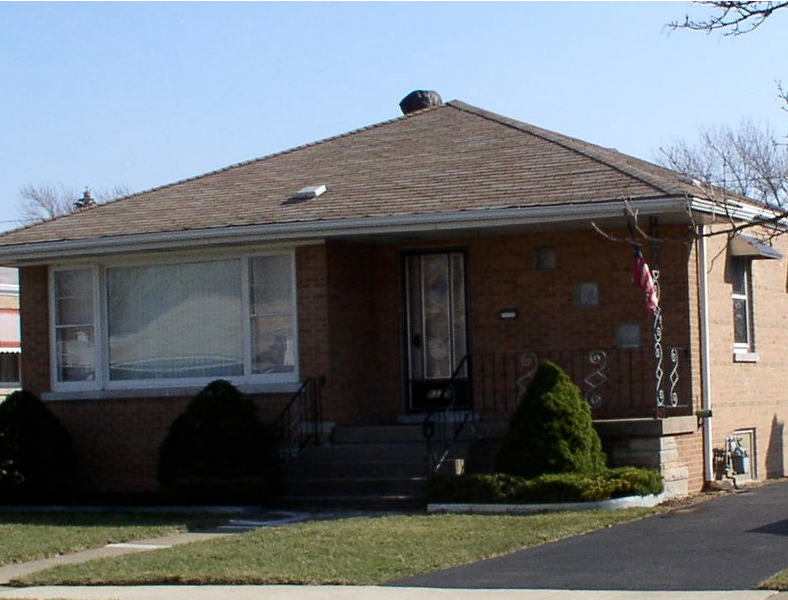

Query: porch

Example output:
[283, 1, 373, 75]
[274, 344, 694, 508]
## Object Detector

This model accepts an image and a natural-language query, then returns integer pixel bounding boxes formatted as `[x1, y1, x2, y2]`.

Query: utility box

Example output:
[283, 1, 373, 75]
[733, 453, 749, 475]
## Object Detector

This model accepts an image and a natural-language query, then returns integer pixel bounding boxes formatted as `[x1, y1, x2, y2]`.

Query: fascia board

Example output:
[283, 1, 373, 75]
[0, 197, 693, 265]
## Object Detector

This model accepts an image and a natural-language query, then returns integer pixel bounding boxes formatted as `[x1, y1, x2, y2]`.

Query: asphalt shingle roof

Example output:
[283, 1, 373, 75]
[0, 100, 703, 250]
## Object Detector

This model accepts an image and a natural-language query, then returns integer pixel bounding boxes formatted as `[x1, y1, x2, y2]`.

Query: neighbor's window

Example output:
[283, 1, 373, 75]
[51, 252, 297, 390]
[0, 352, 20, 385]
[53, 268, 97, 383]
[730, 257, 754, 353]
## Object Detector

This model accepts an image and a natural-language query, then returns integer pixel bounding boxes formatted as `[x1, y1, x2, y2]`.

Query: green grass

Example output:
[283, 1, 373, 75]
[17, 509, 660, 586]
[760, 569, 788, 590]
[0, 512, 220, 567]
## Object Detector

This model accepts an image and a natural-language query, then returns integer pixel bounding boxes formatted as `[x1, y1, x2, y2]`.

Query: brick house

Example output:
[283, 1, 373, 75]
[0, 92, 785, 502]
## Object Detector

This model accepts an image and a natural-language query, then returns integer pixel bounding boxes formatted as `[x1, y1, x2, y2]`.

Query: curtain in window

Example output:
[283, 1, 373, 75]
[107, 260, 243, 380]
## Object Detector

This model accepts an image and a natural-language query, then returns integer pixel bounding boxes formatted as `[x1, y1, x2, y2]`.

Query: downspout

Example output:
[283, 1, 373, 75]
[697, 226, 714, 484]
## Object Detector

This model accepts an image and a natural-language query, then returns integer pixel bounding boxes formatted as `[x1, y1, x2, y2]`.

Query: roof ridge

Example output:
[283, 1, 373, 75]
[446, 100, 692, 198]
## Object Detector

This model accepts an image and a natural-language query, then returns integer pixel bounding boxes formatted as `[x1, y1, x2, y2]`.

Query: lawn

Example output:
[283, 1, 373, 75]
[16, 509, 659, 586]
[0, 512, 220, 567]
[761, 569, 788, 590]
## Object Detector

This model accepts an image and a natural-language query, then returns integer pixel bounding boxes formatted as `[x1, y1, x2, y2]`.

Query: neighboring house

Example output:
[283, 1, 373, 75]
[0, 91, 784, 499]
[0, 267, 21, 397]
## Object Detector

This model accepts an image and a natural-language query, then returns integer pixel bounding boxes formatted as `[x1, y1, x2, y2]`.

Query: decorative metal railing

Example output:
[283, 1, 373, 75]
[474, 347, 690, 420]
[422, 355, 475, 474]
[272, 377, 324, 468]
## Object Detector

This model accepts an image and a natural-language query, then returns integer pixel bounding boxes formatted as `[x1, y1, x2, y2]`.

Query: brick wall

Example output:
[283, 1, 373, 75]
[700, 226, 788, 483]
[19, 266, 49, 396]
[16, 226, 713, 494]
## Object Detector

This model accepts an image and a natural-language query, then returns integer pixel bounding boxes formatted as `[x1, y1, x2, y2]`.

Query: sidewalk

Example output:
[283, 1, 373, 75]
[0, 586, 784, 600]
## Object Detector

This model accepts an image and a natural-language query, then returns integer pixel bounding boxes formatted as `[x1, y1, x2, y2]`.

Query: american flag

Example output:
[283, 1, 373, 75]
[633, 246, 659, 314]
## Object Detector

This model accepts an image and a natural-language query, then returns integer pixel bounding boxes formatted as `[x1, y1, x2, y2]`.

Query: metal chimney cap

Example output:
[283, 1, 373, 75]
[399, 90, 443, 115]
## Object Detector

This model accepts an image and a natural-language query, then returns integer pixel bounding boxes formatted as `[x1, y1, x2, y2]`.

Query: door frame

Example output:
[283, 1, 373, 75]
[401, 248, 472, 413]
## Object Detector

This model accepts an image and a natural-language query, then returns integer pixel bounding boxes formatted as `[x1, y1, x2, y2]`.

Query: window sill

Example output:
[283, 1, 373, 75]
[733, 352, 759, 363]
[42, 381, 303, 402]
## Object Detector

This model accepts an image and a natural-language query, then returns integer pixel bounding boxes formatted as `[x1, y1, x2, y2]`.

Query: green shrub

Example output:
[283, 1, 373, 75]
[157, 380, 278, 504]
[426, 468, 663, 504]
[494, 360, 606, 478]
[0, 390, 77, 502]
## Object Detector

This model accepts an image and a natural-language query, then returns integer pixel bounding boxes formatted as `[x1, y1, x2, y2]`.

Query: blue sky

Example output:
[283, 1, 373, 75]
[1, 2, 787, 231]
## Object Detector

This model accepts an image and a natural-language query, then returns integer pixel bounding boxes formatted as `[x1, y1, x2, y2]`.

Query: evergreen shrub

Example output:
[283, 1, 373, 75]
[0, 390, 77, 502]
[494, 360, 607, 478]
[426, 468, 663, 504]
[157, 380, 278, 504]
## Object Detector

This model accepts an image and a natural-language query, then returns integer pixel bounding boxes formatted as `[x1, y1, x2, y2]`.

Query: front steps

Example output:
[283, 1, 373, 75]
[277, 424, 437, 511]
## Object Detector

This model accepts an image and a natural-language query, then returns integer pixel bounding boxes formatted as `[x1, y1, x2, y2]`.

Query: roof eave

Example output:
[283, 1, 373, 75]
[0, 197, 694, 265]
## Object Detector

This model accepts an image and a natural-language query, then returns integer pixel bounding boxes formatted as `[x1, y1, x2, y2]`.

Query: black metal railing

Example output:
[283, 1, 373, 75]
[272, 377, 324, 468]
[474, 347, 691, 420]
[422, 355, 475, 474]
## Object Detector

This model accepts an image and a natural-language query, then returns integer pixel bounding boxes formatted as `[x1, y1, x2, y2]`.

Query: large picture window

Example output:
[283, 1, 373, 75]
[51, 252, 297, 390]
[108, 260, 243, 381]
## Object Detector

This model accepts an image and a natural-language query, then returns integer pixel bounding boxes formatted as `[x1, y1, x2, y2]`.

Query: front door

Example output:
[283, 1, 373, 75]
[405, 251, 470, 411]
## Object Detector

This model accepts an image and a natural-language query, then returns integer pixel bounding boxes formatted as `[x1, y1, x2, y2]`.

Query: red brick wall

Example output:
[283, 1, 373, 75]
[700, 226, 788, 482]
[16, 227, 713, 493]
[19, 266, 50, 396]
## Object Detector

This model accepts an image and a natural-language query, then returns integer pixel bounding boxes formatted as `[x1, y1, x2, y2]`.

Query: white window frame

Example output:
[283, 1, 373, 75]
[731, 257, 755, 356]
[49, 265, 102, 392]
[49, 249, 299, 393]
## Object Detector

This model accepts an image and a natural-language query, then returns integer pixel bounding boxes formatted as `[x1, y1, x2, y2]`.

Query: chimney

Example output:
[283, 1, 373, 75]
[399, 90, 443, 115]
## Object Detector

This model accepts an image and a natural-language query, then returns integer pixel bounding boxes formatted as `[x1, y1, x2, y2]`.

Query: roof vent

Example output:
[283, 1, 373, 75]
[399, 90, 443, 115]
[295, 184, 327, 200]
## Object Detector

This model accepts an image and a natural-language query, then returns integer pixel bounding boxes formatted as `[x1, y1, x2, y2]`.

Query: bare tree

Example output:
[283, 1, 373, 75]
[19, 184, 131, 225]
[670, 1, 788, 35]
[659, 121, 788, 208]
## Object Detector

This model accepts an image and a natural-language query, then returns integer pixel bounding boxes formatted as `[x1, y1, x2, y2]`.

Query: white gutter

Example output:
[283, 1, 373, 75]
[0, 197, 693, 264]
[697, 225, 714, 483]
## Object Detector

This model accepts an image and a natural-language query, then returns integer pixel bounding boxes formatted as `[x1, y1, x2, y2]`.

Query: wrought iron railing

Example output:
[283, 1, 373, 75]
[272, 377, 324, 468]
[474, 347, 691, 420]
[422, 355, 475, 474]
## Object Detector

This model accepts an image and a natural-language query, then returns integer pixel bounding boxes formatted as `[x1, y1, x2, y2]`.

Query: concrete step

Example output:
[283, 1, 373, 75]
[298, 442, 427, 463]
[280, 476, 426, 497]
[287, 460, 427, 479]
[276, 494, 425, 512]
[331, 425, 426, 445]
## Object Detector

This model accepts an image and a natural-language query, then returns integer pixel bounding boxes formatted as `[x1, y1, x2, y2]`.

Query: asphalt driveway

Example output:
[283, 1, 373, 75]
[392, 480, 788, 591]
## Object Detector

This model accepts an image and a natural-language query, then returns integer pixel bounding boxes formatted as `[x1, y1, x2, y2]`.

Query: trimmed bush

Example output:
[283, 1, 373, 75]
[0, 390, 77, 502]
[426, 468, 663, 504]
[494, 360, 607, 478]
[157, 380, 278, 504]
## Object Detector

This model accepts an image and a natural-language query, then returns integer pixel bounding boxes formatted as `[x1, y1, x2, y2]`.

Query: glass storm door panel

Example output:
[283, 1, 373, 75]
[406, 252, 469, 411]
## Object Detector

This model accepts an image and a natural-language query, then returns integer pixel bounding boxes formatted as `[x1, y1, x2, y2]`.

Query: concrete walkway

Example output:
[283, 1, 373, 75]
[0, 532, 225, 585]
[0, 587, 784, 600]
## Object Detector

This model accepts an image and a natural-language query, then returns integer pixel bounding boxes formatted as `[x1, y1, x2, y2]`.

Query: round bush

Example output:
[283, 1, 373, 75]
[157, 380, 278, 504]
[494, 360, 607, 478]
[0, 390, 77, 502]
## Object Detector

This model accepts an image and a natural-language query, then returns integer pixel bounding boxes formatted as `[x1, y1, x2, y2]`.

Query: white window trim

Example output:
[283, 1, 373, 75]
[731, 258, 755, 355]
[49, 250, 299, 393]
[49, 265, 102, 392]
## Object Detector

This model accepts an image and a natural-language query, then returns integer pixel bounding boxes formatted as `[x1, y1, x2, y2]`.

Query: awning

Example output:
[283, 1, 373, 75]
[729, 234, 783, 260]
